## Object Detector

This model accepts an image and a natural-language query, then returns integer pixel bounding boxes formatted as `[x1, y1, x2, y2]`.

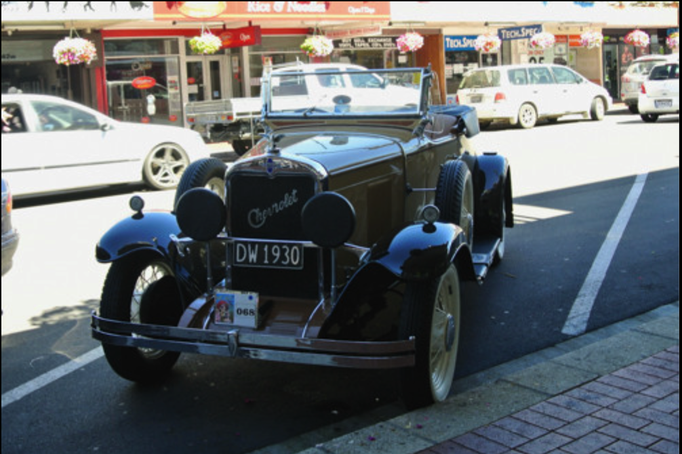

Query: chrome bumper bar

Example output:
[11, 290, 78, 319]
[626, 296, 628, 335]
[91, 312, 415, 369]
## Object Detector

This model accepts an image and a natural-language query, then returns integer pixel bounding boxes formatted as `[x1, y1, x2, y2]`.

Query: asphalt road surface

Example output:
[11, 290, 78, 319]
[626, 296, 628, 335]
[2, 109, 678, 454]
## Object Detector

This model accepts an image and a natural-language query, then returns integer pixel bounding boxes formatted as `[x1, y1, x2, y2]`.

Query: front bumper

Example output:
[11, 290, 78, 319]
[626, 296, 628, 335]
[92, 312, 416, 369]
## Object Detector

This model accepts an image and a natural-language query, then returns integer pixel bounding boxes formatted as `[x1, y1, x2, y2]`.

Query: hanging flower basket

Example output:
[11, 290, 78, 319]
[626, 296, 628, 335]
[189, 31, 223, 55]
[625, 30, 650, 48]
[529, 32, 556, 50]
[300, 35, 334, 58]
[474, 34, 501, 53]
[580, 31, 604, 49]
[53, 36, 97, 66]
[667, 32, 679, 50]
[396, 32, 425, 53]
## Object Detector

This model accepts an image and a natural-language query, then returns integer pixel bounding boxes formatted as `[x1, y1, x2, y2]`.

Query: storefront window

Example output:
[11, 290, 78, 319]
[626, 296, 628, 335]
[445, 51, 479, 94]
[248, 36, 306, 97]
[105, 43, 182, 126]
[105, 38, 179, 57]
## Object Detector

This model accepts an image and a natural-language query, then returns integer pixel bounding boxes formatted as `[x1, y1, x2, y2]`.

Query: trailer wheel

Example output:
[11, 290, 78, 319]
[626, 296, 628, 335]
[174, 158, 227, 210]
[100, 254, 183, 383]
[399, 265, 461, 409]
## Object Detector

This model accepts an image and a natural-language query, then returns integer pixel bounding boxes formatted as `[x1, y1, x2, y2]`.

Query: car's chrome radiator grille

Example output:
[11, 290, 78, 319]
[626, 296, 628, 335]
[228, 173, 316, 240]
[228, 172, 320, 298]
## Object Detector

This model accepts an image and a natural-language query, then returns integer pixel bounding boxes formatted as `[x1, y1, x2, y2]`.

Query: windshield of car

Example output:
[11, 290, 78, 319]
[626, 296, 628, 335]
[266, 68, 424, 116]
[459, 70, 501, 89]
[626, 59, 666, 76]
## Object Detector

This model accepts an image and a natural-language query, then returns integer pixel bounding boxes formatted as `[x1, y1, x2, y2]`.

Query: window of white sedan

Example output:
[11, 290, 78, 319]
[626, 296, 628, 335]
[30, 101, 101, 132]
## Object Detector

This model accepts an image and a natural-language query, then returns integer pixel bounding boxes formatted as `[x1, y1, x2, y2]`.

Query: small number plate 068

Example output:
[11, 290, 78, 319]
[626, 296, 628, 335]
[234, 240, 304, 270]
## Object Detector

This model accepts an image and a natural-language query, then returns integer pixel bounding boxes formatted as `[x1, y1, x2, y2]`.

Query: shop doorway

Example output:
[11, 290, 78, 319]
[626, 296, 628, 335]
[603, 44, 620, 100]
[185, 57, 228, 103]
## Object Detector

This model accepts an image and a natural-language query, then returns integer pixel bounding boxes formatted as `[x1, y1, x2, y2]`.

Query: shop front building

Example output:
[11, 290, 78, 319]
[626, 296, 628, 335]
[3, 2, 678, 130]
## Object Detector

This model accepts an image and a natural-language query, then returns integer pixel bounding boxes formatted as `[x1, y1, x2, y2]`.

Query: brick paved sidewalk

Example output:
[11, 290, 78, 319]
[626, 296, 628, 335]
[418, 346, 679, 454]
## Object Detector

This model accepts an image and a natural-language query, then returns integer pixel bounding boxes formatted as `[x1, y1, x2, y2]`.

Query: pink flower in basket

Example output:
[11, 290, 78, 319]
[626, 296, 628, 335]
[189, 32, 223, 55]
[396, 32, 424, 53]
[301, 36, 334, 57]
[474, 34, 501, 53]
[530, 32, 556, 50]
[580, 31, 604, 49]
[625, 30, 650, 48]
[667, 32, 679, 50]
[53, 37, 97, 66]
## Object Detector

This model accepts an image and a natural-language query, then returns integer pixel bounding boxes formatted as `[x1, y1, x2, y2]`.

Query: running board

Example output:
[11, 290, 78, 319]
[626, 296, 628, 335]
[471, 236, 502, 282]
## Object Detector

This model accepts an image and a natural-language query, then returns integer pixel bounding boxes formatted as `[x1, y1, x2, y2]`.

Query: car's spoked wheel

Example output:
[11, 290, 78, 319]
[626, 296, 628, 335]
[518, 103, 537, 129]
[144, 143, 190, 190]
[100, 254, 183, 383]
[399, 265, 461, 410]
[590, 97, 606, 121]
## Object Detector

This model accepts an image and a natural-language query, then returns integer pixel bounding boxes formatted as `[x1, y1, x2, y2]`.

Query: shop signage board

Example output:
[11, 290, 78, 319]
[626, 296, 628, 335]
[498, 25, 544, 41]
[445, 36, 478, 52]
[220, 26, 262, 49]
[1, 40, 53, 62]
[325, 25, 383, 40]
[154, 2, 391, 21]
[132, 76, 156, 90]
[555, 35, 583, 48]
[336, 37, 397, 50]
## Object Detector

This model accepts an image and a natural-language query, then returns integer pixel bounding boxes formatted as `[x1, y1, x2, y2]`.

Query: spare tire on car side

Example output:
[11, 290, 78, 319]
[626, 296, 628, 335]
[173, 158, 227, 211]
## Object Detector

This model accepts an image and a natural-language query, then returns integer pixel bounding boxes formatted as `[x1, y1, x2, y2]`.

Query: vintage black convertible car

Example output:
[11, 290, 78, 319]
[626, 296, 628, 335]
[92, 65, 513, 409]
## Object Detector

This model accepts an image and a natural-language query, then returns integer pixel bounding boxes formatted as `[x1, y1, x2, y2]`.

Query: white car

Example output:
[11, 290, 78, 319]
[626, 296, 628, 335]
[638, 62, 679, 123]
[621, 53, 679, 113]
[456, 64, 612, 129]
[2, 94, 213, 197]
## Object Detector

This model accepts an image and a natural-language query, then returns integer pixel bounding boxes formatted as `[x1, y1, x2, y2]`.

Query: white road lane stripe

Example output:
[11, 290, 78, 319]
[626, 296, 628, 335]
[562, 173, 649, 336]
[2, 347, 104, 409]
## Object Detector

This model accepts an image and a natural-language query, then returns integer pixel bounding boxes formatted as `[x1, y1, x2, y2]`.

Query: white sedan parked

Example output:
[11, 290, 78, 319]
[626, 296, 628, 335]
[2, 94, 213, 197]
[638, 62, 679, 123]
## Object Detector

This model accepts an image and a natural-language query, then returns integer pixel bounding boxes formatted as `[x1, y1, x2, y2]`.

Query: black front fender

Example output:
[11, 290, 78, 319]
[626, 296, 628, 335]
[96, 211, 181, 263]
[369, 222, 470, 281]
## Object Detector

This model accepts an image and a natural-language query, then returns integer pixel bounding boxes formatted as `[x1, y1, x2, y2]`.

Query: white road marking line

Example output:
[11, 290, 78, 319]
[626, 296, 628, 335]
[562, 173, 649, 336]
[2, 347, 104, 409]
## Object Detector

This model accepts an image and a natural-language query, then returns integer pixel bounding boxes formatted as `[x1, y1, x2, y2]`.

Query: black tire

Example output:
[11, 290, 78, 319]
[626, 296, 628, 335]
[628, 104, 639, 114]
[143, 143, 190, 190]
[435, 160, 474, 247]
[100, 254, 183, 383]
[174, 158, 227, 210]
[231, 139, 252, 157]
[590, 97, 606, 121]
[641, 113, 659, 123]
[517, 103, 537, 129]
[399, 265, 461, 410]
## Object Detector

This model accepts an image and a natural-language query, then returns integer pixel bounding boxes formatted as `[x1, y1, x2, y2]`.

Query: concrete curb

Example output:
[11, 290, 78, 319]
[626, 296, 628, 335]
[250, 302, 679, 454]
